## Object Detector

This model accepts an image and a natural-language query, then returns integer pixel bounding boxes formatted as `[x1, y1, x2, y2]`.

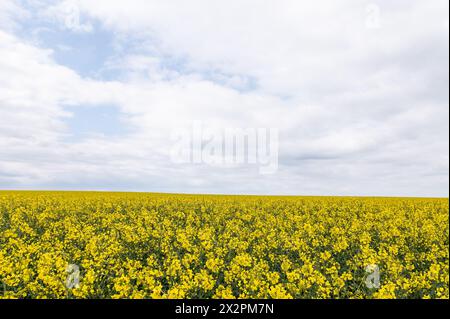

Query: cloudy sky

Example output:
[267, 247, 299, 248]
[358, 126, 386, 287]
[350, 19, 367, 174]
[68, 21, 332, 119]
[0, 0, 448, 196]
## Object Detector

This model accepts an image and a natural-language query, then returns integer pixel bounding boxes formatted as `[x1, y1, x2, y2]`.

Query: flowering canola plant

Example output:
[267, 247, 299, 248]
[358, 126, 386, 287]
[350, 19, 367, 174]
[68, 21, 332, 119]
[0, 191, 448, 299]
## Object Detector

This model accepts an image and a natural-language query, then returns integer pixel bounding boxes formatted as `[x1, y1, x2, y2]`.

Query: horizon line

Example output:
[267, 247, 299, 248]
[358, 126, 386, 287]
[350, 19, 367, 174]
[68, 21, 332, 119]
[0, 189, 448, 199]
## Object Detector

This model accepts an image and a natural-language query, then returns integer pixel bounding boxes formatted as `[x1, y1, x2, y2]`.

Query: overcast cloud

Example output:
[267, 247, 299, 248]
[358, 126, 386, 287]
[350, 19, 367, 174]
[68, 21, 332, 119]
[0, 0, 448, 196]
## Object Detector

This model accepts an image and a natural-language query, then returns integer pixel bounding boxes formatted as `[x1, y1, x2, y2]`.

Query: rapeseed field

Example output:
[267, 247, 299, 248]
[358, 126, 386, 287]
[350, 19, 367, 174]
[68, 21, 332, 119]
[0, 191, 448, 299]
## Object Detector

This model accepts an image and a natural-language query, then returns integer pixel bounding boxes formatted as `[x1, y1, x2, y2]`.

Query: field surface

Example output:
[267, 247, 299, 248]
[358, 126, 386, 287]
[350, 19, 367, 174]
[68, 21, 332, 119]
[0, 191, 448, 299]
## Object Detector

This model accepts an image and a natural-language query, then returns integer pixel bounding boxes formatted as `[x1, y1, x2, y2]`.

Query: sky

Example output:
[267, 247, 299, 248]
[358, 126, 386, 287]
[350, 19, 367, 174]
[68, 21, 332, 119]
[0, 0, 448, 196]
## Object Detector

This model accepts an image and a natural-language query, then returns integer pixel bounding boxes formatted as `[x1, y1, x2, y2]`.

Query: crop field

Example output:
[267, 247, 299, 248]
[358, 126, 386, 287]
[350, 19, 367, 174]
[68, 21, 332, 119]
[0, 191, 448, 299]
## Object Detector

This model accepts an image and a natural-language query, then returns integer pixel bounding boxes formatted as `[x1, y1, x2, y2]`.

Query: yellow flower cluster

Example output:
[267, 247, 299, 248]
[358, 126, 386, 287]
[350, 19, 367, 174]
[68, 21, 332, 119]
[0, 191, 448, 299]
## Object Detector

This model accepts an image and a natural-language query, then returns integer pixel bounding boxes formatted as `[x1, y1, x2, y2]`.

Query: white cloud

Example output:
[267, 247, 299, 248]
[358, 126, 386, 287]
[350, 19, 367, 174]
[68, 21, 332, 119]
[72, 0, 448, 96]
[0, 0, 29, 31]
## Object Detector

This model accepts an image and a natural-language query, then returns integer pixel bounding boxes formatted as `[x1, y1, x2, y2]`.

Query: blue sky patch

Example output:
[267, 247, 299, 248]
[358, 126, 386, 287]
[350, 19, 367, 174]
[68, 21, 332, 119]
[64, 105, 130, 141]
